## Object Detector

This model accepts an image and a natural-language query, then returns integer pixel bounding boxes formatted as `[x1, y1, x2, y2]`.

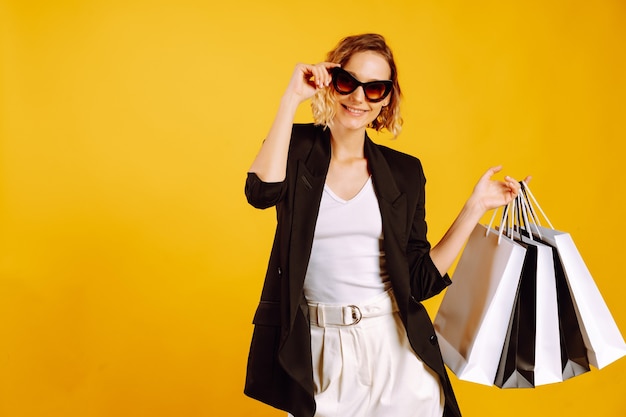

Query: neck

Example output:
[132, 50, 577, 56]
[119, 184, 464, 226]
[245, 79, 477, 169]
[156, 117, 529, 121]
[329, 126, 366, 160]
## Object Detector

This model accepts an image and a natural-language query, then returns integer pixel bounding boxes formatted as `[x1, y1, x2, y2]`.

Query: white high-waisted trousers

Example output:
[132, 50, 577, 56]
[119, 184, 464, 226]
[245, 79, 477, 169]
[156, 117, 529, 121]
[290, 289, 444, 417]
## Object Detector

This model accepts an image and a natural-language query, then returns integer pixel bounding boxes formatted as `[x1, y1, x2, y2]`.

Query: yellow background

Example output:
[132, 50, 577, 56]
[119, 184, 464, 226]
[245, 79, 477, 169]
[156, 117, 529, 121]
[1, 0, 625, 416]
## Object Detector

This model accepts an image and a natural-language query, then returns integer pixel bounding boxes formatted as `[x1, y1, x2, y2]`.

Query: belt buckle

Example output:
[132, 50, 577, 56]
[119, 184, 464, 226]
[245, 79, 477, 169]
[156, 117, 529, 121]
[347, 305, 362, 325]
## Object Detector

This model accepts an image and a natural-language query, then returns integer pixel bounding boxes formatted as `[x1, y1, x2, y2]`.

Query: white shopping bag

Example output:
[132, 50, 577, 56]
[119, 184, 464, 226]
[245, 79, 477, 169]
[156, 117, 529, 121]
[434, 223, 526, 385]
[520, 182, 626, 370]
[533, 225, 626, 369]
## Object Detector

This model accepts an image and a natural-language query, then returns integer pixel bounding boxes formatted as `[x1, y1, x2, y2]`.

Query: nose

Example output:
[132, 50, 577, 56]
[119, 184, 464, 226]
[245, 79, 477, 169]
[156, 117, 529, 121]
[349, 85, 366, 102]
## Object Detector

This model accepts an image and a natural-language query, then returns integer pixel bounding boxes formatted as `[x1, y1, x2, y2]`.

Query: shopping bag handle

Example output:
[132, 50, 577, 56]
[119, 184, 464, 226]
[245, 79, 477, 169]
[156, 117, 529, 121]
[486, 200, 515, 245]
[515, 187, 542, 240]
[495, 182, 546, 242]
[485, 180, 551, 245]
[519, 181, 555, 230]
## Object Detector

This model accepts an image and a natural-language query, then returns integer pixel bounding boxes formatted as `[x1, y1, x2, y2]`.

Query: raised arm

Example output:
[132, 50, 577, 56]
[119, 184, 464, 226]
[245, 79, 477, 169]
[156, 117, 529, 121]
[429, 166, 529, 276]
[248, 62, 338, 182]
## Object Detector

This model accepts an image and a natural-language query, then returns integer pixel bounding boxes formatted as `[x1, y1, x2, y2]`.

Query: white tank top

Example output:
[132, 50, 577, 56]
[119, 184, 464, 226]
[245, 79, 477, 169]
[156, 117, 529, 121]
[303, 177, 390, 304]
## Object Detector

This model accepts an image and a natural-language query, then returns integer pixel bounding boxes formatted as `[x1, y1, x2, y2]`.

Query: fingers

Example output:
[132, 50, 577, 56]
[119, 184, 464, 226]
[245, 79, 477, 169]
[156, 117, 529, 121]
[486, 166, 527, 197]
[506, 176, 521, 196]
[287, 62, 339, 102]
[484, 166, 531, 190]
[488, 165, 503, 175]
[305, 62, 340, 89]
[473, 166, 533, 210]
[479, 165, 502, 183]
[504, 174, 532, 197]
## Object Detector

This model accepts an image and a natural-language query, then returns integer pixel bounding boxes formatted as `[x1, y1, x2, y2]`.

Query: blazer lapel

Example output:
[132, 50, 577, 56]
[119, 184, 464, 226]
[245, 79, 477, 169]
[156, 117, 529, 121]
[365, 136, 412, 317]
[287, 128, 331, 327]
[365, 136, 408, 249]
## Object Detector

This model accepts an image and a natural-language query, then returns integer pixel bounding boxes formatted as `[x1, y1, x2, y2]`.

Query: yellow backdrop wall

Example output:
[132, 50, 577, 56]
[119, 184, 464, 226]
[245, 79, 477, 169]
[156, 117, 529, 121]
[1, 0, 625, 416]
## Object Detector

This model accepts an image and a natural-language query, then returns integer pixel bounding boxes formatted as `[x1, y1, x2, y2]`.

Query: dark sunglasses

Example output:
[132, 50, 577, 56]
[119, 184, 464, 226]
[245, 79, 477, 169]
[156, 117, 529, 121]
[331, 67, 393, 103]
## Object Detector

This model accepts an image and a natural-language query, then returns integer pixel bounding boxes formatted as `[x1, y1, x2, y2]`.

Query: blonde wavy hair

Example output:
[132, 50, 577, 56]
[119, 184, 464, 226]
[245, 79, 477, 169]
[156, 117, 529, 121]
[311, 33, 403, 137]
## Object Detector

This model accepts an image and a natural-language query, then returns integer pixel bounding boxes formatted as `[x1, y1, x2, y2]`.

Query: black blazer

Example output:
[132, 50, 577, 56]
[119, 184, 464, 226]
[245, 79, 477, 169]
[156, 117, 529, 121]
[244, 124, 462, 417]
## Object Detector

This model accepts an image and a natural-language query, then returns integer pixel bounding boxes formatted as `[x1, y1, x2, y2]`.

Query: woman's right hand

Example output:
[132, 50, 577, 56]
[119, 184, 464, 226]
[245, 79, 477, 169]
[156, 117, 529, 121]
[248, 62, 338, 181]
[284, 62, 340, 103]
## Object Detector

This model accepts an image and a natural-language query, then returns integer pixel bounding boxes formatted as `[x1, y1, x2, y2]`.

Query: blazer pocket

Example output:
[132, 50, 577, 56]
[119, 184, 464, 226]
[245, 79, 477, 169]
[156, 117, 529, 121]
[252, 300, 281, 326]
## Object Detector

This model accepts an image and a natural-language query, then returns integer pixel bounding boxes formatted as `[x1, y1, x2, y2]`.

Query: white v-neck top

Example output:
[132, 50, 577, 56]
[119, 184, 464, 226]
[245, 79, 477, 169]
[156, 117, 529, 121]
[303, 177, 390, 304]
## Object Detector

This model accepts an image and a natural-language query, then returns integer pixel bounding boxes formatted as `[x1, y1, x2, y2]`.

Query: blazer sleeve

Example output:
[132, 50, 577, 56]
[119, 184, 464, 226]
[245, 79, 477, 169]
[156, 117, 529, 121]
[245, 172, 286, 209]
[244, 124, 319, 209]
[406, 161, 452, 301]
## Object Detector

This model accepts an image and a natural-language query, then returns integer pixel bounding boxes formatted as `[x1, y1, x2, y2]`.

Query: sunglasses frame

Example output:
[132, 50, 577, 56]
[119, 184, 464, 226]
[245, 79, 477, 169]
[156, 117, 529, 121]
[331, 67, 393, 103]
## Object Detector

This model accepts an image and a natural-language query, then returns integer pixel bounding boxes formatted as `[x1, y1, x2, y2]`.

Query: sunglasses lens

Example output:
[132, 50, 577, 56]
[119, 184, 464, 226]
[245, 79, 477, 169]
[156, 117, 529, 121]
[364, 83, 389, 101]
[334, 71, 358, 94]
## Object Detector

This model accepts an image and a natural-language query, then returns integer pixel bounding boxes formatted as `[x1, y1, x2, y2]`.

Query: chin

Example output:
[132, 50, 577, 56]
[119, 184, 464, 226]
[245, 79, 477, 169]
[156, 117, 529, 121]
[335, 119, 367, 132]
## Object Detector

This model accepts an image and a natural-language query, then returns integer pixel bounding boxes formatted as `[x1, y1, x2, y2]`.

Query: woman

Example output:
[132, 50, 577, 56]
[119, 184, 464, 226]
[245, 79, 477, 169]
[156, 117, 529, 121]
[244, 33, 523, 417]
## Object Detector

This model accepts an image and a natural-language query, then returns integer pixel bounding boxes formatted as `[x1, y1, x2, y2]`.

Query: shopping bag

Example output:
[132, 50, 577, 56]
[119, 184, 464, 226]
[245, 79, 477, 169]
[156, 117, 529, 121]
[434, 223, 526, 385]
[521, 184, 626, 369]
[549, 243, 591, 379]
[534, 226, 626, 369]
[494, 241, 537, 388]
[494, 236, 563, 388]
[524, 238, 563, 385]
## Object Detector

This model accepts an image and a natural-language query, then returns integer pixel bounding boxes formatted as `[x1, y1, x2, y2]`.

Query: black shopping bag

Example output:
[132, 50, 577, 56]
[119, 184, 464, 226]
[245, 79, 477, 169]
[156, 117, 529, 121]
[550, 244, 591, 379]
[494, 242, 537, 388]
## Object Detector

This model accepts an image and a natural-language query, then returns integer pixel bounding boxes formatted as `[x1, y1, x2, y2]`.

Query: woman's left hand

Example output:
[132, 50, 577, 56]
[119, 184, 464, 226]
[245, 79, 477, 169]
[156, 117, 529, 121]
[469, 166, 531, 212]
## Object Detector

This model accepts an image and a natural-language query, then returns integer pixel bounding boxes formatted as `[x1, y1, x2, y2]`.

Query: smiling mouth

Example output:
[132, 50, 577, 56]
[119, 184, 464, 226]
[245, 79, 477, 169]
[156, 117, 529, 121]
[342, 104, 368, 115]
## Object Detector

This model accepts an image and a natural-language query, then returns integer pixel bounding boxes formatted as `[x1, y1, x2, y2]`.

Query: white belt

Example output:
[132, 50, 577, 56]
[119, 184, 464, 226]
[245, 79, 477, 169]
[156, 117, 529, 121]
[307, 290, 399, 327]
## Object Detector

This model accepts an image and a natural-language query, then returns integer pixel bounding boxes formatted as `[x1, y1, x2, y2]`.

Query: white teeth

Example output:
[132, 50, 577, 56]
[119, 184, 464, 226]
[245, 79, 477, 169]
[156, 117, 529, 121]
[345, 105, 366, 114]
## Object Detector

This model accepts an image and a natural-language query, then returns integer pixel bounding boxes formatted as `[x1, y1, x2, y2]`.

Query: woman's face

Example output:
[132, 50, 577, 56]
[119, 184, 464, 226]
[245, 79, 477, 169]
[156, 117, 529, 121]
[331, 51, 392, 134]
